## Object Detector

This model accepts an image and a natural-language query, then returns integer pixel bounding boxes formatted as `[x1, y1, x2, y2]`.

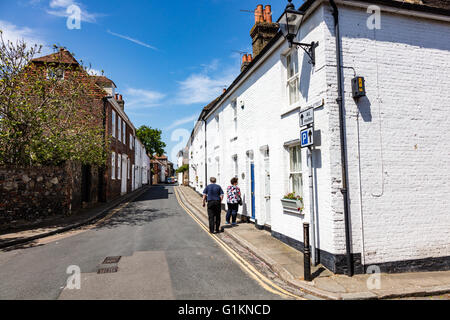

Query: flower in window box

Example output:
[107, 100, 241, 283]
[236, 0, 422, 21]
[281, 193, 304, 214]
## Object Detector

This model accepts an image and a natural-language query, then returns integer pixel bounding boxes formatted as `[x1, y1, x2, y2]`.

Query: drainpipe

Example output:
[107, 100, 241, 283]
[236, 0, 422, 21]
[329, 0, 353, 276]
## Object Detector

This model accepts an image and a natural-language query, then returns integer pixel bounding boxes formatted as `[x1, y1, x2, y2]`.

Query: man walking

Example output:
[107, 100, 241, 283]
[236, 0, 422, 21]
[202, 177, 224, 234]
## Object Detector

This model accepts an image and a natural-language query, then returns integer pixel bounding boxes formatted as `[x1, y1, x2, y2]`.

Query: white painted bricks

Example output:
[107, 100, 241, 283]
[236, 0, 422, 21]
[188, 2, 450, 269]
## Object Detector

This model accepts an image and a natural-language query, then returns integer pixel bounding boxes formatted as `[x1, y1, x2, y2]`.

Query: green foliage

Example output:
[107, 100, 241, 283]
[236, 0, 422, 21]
[176, 164, 189, 174]
[283, 192, 303, 201]
[136, 125, 166, 158]
[0, 34, 106, 166]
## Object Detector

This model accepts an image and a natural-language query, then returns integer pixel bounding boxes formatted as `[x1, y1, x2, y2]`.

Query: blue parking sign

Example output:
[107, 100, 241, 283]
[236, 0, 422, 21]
[301, 127, 313, 148]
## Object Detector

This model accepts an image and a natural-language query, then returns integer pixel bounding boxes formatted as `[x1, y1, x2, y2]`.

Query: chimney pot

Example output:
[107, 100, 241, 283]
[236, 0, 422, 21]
[255, 4, 264, 24]
[242, 54, 247, 64]
[115, 93, 119, 100]
[248, 54, 253, 62]
[264, 5, 272, 23]
[119, 94, 123, 101]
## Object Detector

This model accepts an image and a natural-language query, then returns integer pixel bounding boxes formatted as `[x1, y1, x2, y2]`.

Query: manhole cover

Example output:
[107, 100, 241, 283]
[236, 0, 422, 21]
[102, 256, 121, 264]
[97, 266, 119, 274]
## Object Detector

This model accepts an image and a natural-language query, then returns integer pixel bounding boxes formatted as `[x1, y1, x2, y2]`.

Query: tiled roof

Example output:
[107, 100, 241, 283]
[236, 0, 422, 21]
[31, 49, 79, 65]
[92, 75, 117, 88]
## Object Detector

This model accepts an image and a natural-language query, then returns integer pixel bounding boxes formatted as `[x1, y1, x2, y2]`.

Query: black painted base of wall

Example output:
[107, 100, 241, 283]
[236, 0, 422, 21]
[271, 230, 450, 275]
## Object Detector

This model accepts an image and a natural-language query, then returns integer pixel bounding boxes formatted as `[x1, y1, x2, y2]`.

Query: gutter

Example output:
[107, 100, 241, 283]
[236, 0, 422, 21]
[329, 0, 354, 277]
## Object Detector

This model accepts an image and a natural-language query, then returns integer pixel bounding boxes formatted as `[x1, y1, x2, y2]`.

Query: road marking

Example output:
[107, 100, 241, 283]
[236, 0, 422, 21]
[174, 187, 306, 300]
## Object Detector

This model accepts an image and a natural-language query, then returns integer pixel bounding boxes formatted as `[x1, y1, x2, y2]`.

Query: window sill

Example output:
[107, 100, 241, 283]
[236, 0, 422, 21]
[280, 101, 302, 118]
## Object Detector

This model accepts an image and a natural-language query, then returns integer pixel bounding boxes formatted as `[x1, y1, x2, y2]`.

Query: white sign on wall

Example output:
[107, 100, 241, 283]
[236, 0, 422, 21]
[300, 108, 314, 127]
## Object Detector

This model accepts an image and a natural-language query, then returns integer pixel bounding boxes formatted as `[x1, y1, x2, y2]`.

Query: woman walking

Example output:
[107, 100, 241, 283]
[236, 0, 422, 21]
[226, 177, 241, 226]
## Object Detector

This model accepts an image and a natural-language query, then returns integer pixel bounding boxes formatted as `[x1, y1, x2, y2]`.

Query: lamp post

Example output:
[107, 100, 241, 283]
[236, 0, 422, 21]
[279, 0, 318, 65]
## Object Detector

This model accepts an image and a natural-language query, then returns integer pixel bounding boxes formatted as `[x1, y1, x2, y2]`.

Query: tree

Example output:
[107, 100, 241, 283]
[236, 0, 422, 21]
[176, 164, 188, 174]
[0, 32, 106, 166]
[135, 125, 166, 158]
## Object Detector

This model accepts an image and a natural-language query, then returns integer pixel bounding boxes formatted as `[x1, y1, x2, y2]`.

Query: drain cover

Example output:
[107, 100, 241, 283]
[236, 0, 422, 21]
[102, 256, 122, 264]
[97, 266, 118, 274]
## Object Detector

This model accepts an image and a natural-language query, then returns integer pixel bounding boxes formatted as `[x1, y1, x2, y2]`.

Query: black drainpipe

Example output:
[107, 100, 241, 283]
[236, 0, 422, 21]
[329, 0, 353, 276]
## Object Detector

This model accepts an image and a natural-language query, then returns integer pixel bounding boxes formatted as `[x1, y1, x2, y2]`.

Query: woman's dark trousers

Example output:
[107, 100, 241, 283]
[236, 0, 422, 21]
[226, 203, 239, 224]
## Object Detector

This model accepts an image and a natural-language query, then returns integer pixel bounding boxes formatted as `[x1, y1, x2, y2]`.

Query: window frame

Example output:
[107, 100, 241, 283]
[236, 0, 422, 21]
[288, 145, 303, 197]
[111, 110, 116, 138]
[117, 153, 122, 180]
[118, 117, 122, 142]
[47, 68, 65, 80]
[232, 100, 237, 134]
[285, 50, 300, 106]
[122, 120, 126, 144]
[215, 115, 220, 132]
[111, 152, 116, 180]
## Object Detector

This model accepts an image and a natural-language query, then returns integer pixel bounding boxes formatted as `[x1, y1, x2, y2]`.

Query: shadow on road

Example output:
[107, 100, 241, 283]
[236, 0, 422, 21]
[95, 186, 178, 230]
[134, 185, 169, 201]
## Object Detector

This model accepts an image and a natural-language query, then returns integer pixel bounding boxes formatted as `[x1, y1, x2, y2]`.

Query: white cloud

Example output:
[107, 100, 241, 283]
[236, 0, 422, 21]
[107, 30, 158, 51]
[174, 62, 237, 105]
[0, 20, 50, 54]
[166, 114, 199, 130]
[46, 0, 99, 23]
[123, 88, 166, 109]
[87, 68, 103, 76]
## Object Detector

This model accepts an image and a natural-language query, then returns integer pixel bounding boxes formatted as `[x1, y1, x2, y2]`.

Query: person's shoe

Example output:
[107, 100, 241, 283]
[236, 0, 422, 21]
[232, 223, 237, 226]
[225, 221, 230, 225]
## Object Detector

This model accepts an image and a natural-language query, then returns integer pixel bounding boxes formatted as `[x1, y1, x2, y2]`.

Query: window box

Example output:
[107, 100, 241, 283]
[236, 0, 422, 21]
[281, 197, 303, 214]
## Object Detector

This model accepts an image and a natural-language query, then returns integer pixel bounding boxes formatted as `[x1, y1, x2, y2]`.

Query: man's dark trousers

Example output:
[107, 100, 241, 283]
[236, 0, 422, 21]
[207, 200, 221, 233]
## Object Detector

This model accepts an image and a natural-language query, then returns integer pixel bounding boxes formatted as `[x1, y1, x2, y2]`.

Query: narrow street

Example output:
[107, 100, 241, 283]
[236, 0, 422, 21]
[0, 185, 285, 300]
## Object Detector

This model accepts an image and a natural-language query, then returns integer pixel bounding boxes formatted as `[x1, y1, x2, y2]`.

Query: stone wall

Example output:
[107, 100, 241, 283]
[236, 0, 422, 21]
[0, 165, 71, 227]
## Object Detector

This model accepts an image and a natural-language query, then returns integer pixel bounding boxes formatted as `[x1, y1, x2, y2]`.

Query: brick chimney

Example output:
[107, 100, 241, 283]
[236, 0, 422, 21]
[117, 94, 125, 110]
[241, 54, 253, 72]
[250, 4, 278, 58]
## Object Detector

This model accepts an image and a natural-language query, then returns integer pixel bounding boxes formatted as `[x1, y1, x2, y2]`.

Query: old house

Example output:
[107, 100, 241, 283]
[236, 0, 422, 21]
[0, 48, 149, 226]
[186, 0, 450, 274]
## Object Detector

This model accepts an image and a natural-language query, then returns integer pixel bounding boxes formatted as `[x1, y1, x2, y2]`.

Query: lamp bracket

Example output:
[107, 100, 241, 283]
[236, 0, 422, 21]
[290, 41, 318, 66]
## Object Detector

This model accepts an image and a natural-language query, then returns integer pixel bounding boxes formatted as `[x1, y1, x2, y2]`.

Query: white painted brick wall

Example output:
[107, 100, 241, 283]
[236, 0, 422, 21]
[189, 6, 338, 257]
[188, 2, 450, 267]
[323, 4, 450, 264]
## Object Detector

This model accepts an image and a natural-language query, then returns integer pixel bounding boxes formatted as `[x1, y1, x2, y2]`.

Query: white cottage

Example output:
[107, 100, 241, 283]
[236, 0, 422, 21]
[187, 0, 450, 274]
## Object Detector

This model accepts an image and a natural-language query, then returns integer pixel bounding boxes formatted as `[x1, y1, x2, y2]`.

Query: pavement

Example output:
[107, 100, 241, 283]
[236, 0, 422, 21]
[0, 185, 285, 300]
[0, 186, 150, 249]
[175, 185, 450, 300]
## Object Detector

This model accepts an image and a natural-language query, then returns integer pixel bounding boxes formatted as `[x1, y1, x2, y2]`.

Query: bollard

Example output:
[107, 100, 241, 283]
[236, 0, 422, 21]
[303, 223, 312, 281]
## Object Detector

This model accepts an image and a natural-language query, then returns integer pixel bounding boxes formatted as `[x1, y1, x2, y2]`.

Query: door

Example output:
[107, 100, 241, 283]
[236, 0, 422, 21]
[264, 157, 271, 226]
[81, 164, 91, 203]
[121, 155, 127, 195]
[251, 163, 256, 220]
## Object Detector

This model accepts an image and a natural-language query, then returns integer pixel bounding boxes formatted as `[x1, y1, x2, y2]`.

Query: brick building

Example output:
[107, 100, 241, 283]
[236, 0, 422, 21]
[186, 0, 450, 274]
[151, 155, 174, 184]
[29, 49, 148, 207]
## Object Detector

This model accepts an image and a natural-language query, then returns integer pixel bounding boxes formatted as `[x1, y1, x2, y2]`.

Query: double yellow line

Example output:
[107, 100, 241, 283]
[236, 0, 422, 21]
[174, 187, 306, 300]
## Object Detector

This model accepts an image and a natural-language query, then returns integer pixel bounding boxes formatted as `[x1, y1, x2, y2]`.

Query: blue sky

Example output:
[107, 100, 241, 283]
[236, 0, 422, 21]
[0, 0, 298, 164]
